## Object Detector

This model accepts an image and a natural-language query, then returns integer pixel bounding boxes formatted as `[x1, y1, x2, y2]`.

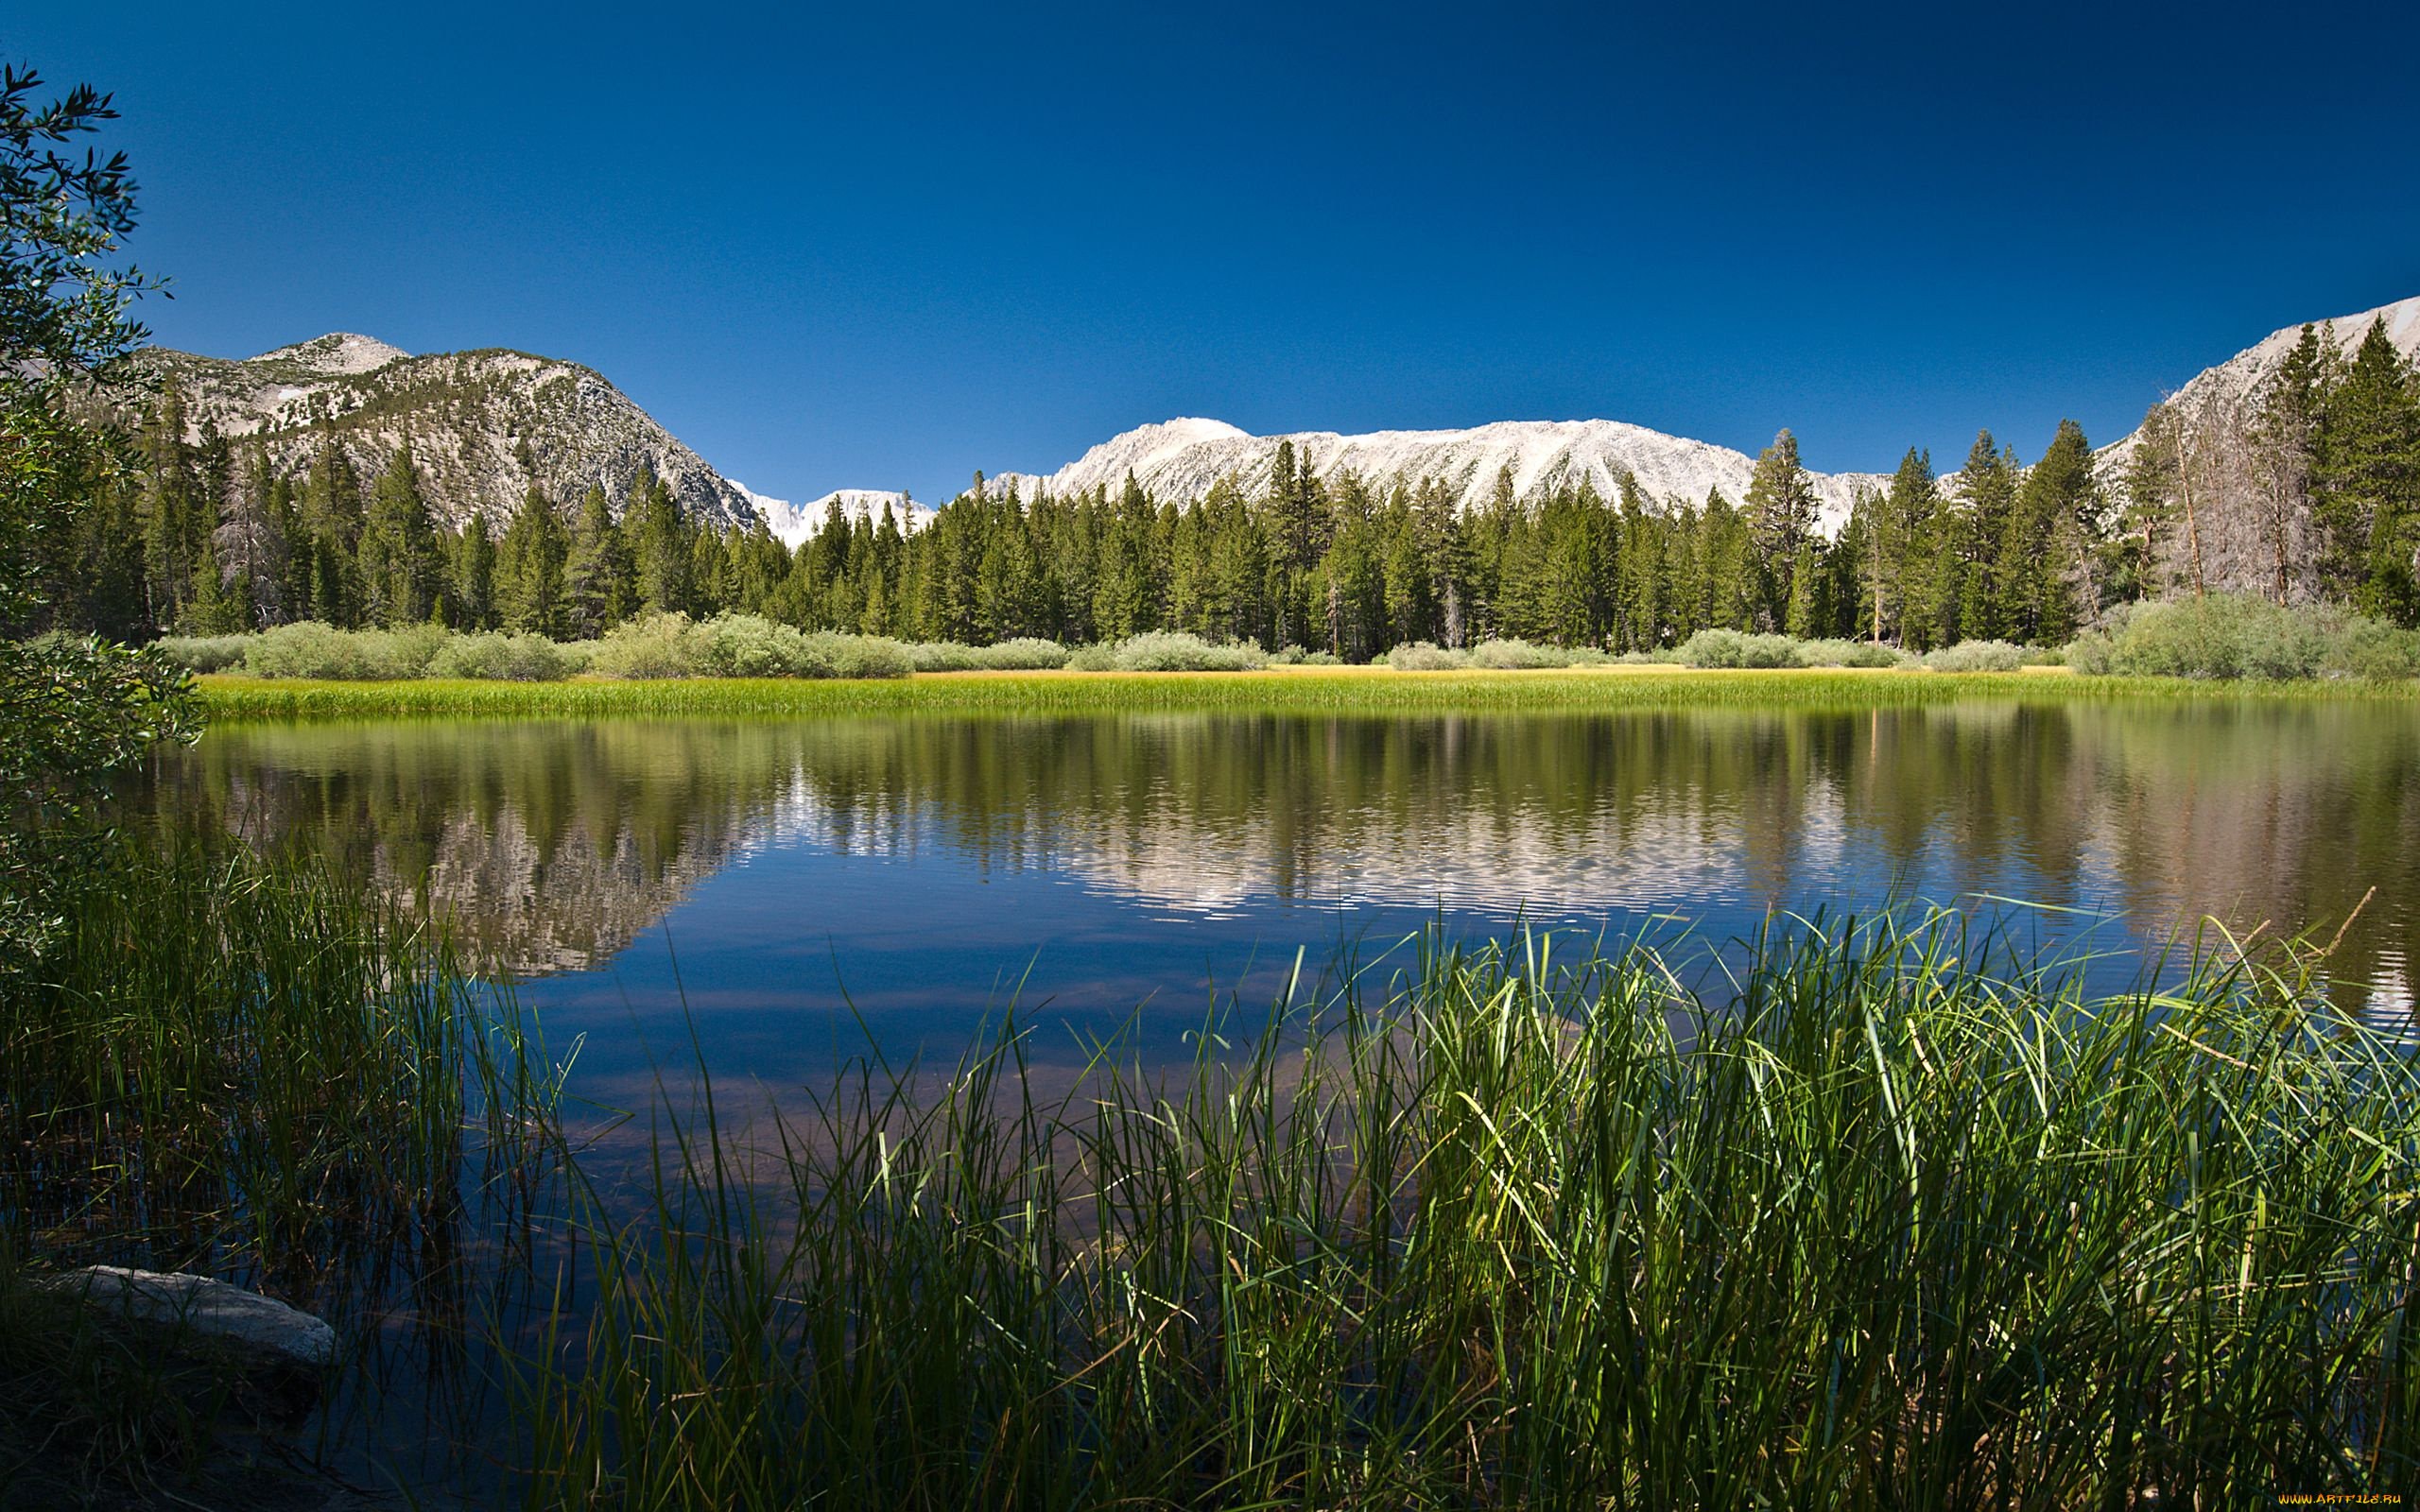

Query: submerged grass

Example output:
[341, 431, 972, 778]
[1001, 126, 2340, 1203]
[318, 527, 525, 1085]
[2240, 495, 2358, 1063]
[503, 911, 2420, 1508]
[197, 666, 2420, 722]
[0, 834, 555, 1504]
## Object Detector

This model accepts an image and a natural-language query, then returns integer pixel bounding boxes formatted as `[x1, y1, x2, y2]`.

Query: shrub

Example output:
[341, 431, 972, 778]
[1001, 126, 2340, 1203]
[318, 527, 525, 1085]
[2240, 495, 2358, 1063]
[1064, 644, 1117, 671]
[2022, 646, 2066, 667]
[796, 631, 913, 679]
[2327, 616, 2420, 680]
[1102, 632, 1268, 672]
[2072, 593, 2420, 681]
[587, 613, 709, 679]
[1468, 639, 1571, 670]
[243, 621, 448, 679]
[694, 614, 809, 678]
[908, 641, 983, 672]
[1676, 629, 1797, 669]
[1791, 638, 1906, 669]
[975, 638, 1071, 670]
[1386, 641, 1470, 671]
[1297, 650, 1341, 666]
[151, 633, 252, 673]
[1923, 640, 2026, 673]
[425, 631, 579, 681]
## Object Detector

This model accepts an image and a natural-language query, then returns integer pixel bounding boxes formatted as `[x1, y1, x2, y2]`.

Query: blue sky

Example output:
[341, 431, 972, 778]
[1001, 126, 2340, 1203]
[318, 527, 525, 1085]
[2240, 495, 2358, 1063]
[16, 2, 2418, 505]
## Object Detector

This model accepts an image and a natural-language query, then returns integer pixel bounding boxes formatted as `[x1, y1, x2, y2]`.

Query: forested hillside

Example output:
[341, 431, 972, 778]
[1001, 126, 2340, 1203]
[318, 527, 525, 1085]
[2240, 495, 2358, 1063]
[23, 309, 2420, 657]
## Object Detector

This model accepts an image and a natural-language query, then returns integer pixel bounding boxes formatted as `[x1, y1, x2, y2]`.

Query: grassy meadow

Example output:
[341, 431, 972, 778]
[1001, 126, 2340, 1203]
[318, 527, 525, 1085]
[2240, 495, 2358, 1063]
[193, 662, 2420, 722]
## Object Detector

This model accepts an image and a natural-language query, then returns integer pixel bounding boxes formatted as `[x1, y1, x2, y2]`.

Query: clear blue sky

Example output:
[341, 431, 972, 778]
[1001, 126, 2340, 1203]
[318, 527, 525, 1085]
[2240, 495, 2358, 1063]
[16, 2, 2418, 505]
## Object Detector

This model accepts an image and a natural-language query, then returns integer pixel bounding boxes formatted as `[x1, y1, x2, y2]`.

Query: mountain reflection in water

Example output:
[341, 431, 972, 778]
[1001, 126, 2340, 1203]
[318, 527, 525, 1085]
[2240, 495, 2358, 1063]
[137, 702, 2420, 1036]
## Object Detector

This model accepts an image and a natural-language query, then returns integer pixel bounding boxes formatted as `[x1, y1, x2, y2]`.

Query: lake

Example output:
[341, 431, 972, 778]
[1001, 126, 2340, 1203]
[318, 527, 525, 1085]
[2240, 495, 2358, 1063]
[135, 695, 2420, 1108]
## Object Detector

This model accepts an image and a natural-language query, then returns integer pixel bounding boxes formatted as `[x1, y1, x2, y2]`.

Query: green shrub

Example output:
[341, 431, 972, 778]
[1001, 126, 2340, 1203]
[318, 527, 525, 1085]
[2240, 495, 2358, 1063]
[2076, 594, 2420, 680]
[694, 614, 811, 678]
[1064, 643, 1117, 671]
[242, 621, 448, 679]
[586, 613, 709, 679]
[425, 631, 579, 681]
[1102, 632, 1267, 672]
[977, 638, 1072, 670]
[796, 631, 913, 679]
[1923, 640, 2026, 673]
[1676, 629, 1797, 669]
[2022, 646, 2067, 667]
[150, 634, 251, 673]
[1469, 638, 1571, 669]
[1386, 641, 1470, 671]
[908, 641, 983, 672]
[1791, 638, 1906, 669]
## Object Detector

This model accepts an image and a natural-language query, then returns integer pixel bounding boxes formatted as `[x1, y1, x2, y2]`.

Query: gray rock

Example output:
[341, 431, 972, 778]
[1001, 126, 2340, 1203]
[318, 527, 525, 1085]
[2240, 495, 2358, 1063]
[48, 1265, 336, 1371]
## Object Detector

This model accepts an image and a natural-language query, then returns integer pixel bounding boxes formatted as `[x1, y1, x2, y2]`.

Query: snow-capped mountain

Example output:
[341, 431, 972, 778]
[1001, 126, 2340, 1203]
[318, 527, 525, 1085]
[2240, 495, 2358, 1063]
[993, 416, 1895, 534]
[734, 483, 934, 549]
[142, 333, 761, 531]
[2100, 294, 2420, 469]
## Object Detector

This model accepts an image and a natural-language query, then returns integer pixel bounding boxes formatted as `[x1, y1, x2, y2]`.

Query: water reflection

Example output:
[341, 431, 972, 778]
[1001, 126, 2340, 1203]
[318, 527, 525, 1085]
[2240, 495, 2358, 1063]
[140, 701, 2420, 1023]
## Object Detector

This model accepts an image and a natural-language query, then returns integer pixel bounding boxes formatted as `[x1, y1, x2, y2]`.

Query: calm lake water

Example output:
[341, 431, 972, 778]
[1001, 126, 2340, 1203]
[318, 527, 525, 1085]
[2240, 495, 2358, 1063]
[138, 696, 2420, 1101]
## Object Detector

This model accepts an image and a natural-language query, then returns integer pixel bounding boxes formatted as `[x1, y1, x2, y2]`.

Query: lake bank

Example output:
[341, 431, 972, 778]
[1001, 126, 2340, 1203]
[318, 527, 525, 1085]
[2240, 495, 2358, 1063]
[192, 664, 2420, 721]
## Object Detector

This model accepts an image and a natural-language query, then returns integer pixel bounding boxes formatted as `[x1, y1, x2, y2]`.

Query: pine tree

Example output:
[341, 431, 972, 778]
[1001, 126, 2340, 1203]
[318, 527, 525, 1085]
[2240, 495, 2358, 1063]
[628, 471, 694, 616]
[1953, 432, 2017, 641]
[298, 445, 365, 624]
[564, 484, 633, 635]
[2250, 324, 2325, 604]
[1876, 449, 1940, 645]
[453, 514, 497, 629]
[1699, 488, 1753, 630]
[137, 384, 199, 633]
[1742, 430, 1817, 631]
[357, 444, 440, 627]
[497, 484, 569, 636]
[1999, 421, 2094, 643]
[2316, 318, 2420, 624]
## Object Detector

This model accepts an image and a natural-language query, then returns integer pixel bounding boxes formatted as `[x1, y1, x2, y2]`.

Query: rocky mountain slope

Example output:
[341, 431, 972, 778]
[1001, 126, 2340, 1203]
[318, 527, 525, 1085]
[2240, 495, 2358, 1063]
[2099, 294, 2420, 470]
[994, 416, 1895, 534]
[140, 333, 759, 531]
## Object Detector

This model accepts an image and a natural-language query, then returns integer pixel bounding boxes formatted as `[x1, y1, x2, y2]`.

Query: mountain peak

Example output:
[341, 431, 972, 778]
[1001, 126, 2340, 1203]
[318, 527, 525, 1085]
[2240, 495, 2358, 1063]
[250, 332, 411, 375]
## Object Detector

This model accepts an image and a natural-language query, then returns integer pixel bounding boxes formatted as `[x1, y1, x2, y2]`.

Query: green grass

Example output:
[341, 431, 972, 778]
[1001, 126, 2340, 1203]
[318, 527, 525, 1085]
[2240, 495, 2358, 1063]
[0, 835, 554, 1504]
[500, 911, 2420, 1508]
[196, 666, 2420, 722]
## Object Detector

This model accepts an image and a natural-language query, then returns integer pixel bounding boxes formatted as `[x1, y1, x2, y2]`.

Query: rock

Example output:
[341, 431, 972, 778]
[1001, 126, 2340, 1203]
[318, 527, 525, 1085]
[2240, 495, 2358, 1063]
[47, 1265, 336, 1373]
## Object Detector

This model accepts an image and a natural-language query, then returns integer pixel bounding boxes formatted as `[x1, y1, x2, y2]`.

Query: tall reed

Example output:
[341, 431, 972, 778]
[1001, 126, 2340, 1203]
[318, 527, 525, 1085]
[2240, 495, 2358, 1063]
[501, 911, 2420, 1507]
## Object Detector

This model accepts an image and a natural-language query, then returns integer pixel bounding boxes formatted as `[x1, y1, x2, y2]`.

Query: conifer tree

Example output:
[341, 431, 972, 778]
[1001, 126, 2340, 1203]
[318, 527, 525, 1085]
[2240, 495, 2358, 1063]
[2000, 420, 2095, 643]
[1742, 430, 1817, 631]
[1874, 449, 1939, 644]
[357, 444, 440, 627]
[564, 484, 633, 635]
[453, 514, 497, 630]
[2316, 318, 2420, 624]
[1699, 488, 1753, 630]
[1952, 432, 2017, 640]
[628, 471, 694, 616]
[497, 484, 569, 636]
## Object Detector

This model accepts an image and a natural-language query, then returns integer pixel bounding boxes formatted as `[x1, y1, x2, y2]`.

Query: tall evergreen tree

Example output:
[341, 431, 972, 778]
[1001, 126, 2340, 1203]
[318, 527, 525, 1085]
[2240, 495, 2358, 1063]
[356, 444, 440, 627]
[1952, 432, 2018, 640]
[1742, 430, 1817, 631]
[2316, 318, 2420, 624]
[496, 484, 569, 636]
[563, 484, 633, 636]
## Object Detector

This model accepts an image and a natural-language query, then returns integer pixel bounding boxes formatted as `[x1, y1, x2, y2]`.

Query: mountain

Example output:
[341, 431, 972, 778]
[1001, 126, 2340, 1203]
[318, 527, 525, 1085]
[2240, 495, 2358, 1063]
[139, 333, 760, 531]
[992, 416, 1895, 534]
[735, 483, 934, 549]
[2100, 294, 2420, 469]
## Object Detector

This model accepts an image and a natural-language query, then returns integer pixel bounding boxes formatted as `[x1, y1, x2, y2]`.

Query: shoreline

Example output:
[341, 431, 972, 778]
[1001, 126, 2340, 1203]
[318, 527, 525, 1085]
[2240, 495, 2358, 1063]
[192, 664, 2420, 722]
